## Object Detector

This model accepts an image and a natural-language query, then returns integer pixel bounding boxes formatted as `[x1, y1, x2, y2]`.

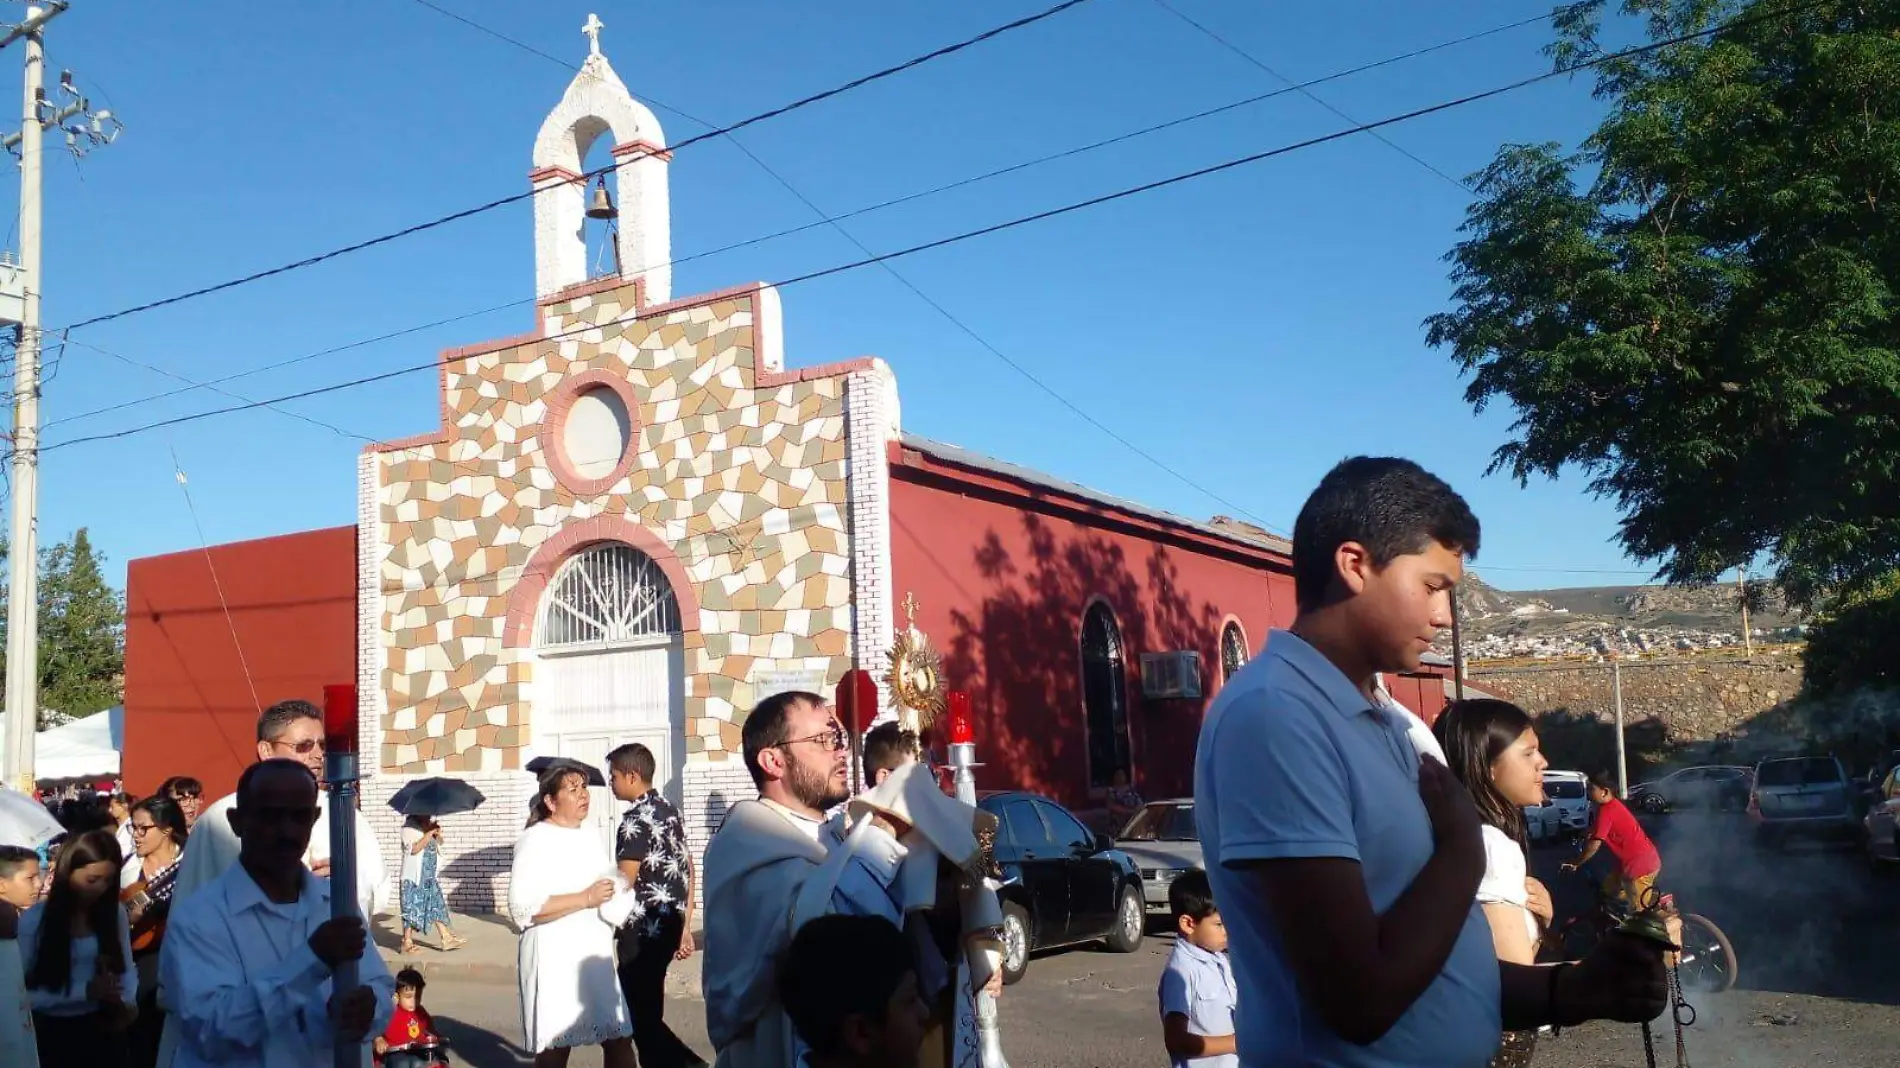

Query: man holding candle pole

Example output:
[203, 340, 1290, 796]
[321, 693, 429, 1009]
[155, 699, 389, 1068]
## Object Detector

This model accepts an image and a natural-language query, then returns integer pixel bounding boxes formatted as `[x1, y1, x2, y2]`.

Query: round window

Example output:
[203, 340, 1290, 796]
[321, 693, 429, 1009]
[561, 386, 632, 481]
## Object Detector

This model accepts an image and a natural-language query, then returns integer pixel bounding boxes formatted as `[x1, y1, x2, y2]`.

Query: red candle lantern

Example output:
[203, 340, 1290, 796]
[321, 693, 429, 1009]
[322, 684, 359, 754]
[945, 690, 974, 746]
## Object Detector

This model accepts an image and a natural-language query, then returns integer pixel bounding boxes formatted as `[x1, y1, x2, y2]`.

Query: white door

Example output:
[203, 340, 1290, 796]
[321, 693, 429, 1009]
[529, 544, 689, 856]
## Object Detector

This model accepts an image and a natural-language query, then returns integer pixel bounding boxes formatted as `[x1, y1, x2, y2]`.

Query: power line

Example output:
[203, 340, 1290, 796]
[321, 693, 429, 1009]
[38, 0, 1824, 455]
[45, 299, 526, 430]
[407, 1, 1294, 535]
[766, 0, 1824, 293]
[1148, 0, 1472, 191]
[54, 0, 1100, 334]
[169, 449, 262, 714]
[52, 5, 1567, 432]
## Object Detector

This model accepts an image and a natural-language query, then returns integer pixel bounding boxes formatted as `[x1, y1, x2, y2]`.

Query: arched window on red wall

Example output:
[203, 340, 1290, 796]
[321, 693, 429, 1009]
[1219, 620, 1249, 685]
[1080, 602, 1131, 787]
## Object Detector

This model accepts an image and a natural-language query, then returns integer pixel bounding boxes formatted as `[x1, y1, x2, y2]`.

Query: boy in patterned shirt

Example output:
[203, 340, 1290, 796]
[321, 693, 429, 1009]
[609, 742, 708, 1068]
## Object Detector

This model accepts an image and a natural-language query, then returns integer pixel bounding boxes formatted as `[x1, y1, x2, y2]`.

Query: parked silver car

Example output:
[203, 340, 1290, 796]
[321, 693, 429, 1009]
[1114, 799, 1202, 914]
[1750, 755, 1858, 846]
[1630, 765, 1754, 813]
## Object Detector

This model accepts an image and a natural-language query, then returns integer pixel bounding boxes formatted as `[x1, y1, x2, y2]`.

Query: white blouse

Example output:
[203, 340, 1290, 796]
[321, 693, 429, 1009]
[400, 825, 428, 885]
[16, 901, 138, 1016]
[1476, 824, 1539, 945]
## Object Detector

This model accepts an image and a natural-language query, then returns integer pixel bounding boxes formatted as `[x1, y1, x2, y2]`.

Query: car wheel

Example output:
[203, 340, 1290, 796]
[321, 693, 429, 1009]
[1106, 884, 1145, 953]
[1641, 792, 1668, 814]
[1000, 901, 1030, 985]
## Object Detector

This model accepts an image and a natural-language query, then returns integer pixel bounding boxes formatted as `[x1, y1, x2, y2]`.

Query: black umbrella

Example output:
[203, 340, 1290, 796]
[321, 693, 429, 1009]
[524, 756, 606, 787]
[387, 777, 487, 818]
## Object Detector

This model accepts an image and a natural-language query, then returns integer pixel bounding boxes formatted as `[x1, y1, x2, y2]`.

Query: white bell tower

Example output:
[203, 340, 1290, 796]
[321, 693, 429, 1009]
[530, 13, 672, 303]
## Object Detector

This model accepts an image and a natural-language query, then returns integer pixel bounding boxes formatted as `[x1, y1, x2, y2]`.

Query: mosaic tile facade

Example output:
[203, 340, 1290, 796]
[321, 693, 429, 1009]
[367, 279, 881, 778]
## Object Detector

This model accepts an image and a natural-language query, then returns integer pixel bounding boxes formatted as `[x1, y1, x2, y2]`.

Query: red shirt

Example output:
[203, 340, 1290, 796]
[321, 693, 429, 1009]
[376, 1006, 438, 1061]
[1590, 798, 1660, 878]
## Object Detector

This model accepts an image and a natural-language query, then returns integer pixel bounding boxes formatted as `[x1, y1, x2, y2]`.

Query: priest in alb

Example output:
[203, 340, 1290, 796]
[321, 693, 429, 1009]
[702, 691, 1004, 1068]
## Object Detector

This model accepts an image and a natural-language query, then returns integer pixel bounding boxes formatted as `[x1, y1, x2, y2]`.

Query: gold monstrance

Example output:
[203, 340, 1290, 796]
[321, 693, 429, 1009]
[885, 592, 945, 733]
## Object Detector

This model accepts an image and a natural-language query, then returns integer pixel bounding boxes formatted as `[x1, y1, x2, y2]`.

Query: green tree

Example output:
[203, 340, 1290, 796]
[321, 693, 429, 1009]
[1424, 0, 1900, 607]
[0, 529, 126, 723]
[36, 529, 124, 720]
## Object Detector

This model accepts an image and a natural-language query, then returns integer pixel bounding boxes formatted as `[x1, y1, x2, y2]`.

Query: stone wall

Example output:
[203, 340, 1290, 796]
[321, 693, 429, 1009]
[1467, 652, 1807, 775]
[368, 279, 864, 774]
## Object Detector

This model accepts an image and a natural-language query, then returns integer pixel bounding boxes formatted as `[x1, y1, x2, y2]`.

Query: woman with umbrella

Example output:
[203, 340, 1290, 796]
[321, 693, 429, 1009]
[389, 779, 483, 956]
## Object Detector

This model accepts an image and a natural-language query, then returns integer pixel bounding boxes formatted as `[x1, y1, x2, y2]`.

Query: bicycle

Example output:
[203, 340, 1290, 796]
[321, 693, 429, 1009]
[1547, 873, 1737, 995]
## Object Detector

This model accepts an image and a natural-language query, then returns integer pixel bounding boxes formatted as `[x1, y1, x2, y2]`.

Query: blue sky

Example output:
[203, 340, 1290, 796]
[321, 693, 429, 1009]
[11, 0, 1665, 592]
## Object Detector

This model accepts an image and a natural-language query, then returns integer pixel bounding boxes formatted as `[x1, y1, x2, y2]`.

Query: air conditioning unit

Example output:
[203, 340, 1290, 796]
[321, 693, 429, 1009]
[1140, 651, 1203, 700]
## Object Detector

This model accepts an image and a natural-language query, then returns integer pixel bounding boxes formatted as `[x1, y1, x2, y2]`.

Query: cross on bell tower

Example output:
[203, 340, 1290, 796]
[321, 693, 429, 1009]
[582, 13, 604, 56]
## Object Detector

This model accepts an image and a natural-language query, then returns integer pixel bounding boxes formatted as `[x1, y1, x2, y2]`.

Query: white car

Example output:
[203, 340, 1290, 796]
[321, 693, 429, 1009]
[1538, 770, 1592, 841]
[1522, 803, 1552, 843]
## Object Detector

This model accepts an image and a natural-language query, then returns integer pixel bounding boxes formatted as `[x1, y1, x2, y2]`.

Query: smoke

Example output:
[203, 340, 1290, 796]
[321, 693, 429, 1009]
[1537, 797, 1894, 1067]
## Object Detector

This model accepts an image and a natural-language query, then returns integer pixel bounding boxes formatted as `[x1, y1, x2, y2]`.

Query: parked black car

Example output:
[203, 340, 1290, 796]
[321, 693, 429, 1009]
[976, 790, 1146, 985]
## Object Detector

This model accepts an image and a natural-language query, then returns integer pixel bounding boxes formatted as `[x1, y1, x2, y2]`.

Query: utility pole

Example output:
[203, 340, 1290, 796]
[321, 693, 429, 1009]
[0, 2, 117, 791]
[1449, 589, 1466, 701]
[1738, 565, 1754, 658]
[1611, 658, 1628, 799]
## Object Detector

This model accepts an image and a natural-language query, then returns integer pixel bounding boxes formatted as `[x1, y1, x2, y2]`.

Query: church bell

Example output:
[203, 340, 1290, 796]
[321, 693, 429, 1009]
[586, 175, 618, 220]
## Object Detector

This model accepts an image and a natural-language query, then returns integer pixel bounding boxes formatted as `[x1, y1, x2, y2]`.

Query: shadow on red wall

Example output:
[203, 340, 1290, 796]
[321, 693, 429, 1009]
[905, 509, 1264, 812]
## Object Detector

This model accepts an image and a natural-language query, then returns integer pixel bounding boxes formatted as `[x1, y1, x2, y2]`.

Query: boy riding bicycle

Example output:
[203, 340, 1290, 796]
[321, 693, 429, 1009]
[1560, 774, 1661, 908]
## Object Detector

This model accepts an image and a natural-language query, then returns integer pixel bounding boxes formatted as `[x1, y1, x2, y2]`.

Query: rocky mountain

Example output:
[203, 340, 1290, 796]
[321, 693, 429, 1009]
[1447, 575, 1805, 661]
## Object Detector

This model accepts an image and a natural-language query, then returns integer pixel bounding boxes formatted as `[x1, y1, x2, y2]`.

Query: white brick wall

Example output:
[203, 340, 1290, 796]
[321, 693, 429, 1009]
[361, 770, 536, 914]
[844, 365, 901, 708]
[680, 760, 758, 912]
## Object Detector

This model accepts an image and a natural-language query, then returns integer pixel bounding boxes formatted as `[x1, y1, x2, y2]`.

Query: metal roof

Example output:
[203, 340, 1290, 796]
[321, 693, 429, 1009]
[898, 433, 1293, 557]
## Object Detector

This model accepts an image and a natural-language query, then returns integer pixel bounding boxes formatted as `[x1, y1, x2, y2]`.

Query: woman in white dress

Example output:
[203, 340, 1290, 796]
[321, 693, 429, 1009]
[507, 764, 635, 1068]
[1432, 699, 1553, 1068]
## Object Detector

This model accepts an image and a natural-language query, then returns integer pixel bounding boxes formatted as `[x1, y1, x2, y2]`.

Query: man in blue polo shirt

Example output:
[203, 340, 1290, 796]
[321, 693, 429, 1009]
[1195, 457, 1665, 1067]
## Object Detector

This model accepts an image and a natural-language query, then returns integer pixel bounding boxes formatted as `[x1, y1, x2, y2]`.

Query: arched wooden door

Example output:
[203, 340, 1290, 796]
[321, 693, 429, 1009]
[1080, 602, 1131, 788]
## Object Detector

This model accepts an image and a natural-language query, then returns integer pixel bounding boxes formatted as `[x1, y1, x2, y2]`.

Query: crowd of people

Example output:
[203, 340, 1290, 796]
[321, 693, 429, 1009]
[0, 700, 471, 1068]
[0, 453, 1684, 1068]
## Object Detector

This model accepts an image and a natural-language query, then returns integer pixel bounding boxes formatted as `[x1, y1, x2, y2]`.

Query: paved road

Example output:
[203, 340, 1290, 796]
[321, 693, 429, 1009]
[420, 810, 1898, 1066]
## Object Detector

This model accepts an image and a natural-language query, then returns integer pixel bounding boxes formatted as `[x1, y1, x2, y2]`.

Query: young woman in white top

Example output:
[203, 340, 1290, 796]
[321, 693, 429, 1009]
[1431, 698, 1553, 1068]
[19, 828, 137, 1068]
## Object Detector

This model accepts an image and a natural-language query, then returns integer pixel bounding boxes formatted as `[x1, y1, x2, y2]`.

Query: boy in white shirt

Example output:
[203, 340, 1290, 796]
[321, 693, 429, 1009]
[1157, 869, 1237, 1068]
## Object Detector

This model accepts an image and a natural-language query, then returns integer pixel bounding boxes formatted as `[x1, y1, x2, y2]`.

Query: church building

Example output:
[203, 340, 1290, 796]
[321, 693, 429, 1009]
[121, 23, 1447, 909]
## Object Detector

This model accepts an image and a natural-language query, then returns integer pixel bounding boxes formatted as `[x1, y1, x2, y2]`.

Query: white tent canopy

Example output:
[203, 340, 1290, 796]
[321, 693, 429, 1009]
[0, 707, 122, 783]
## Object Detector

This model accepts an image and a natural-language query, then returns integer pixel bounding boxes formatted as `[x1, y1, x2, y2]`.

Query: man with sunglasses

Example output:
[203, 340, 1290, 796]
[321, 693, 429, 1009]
[704, 691, 917, 1068]
[155, 700, 391, 1068]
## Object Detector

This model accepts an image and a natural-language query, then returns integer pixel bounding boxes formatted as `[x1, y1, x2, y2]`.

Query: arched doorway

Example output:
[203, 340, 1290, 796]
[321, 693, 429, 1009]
[1080, 602, 1131, 788]
[531, 542, 687, 852]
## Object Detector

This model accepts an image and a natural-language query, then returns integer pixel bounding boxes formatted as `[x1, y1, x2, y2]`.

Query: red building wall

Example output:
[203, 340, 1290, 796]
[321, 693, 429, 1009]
[889, 456, 1297, 816]
[122, 527, 358, 798]
[887, 448, 1450, 819]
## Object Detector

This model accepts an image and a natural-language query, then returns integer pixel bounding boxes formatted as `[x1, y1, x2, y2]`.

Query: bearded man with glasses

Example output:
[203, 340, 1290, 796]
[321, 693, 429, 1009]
[703, 691, 920, 1068]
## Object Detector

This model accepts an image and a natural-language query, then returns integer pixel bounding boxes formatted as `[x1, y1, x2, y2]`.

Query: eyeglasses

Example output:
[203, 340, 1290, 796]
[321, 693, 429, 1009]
[776, 724, 847, 753]
[130, 823, 158, 836]
[273, 738, 325, 756]
[171, 790, 201, 801]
